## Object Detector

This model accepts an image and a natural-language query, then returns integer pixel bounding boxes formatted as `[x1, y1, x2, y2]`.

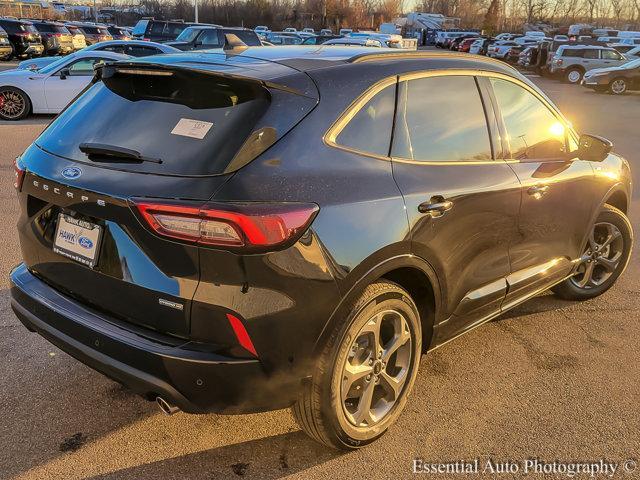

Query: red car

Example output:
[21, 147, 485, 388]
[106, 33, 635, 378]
[458, 37, 477, 52]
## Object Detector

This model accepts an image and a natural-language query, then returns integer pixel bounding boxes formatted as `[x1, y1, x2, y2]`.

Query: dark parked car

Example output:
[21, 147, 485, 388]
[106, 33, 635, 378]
[0, 25, 12, 60]
[107, 25, 132, 40]
[166, 25, 261, 50]
[582, 58, 640, 94]
[0, 18, 43, 58]
[450, 34, 478, 50]
[10, 48, 632, 450]
[31, 20, 74, 55]
[68, 23, 112, 45]
[132, 18, 197, 42]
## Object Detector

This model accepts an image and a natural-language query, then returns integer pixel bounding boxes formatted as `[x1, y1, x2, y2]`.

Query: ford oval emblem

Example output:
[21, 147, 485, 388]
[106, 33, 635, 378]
[61, 166, 82, 180]
[78, 236, 93, 249]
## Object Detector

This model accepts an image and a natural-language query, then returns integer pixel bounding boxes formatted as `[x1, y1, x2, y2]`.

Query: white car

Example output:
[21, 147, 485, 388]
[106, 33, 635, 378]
[18, 40, 179, 71]
[469, 38, 485, 54]
[487, 41, 519, 58]
[0, 51, 129, 121]
[322, 37, 388, 48]
[283, 27, 297, 33]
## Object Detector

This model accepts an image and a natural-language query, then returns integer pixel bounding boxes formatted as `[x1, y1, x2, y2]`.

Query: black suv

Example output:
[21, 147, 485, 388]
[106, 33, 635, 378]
[10, 48, 633, 450]
[0, 18, 43, 58]
[30, 20, 74, 55]
[166, 25, 261, 50]
[131, 18, 196, 42]
[0, 25, 12, 59]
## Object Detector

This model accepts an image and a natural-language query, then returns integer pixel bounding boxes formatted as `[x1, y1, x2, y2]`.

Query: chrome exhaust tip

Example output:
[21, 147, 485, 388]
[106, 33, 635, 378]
[156, 396, 180, 416]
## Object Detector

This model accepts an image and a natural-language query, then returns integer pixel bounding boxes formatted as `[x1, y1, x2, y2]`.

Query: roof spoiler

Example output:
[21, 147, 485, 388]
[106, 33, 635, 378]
[96, 61, 313, 98]
[223, 33, 248, 53]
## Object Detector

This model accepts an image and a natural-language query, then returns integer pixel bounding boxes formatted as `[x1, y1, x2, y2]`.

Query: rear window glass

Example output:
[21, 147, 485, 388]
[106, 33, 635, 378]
[81, 26, 100, 34]
[35, 67, 317, 176]
[34, 23, 55, 33]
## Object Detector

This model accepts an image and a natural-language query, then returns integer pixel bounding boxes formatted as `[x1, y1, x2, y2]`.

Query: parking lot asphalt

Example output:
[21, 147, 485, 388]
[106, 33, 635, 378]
[0, 61, 639, 479]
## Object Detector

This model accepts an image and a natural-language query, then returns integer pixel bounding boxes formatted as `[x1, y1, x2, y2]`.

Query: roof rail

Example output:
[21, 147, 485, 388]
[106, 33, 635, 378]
[349, 50, 518, 70]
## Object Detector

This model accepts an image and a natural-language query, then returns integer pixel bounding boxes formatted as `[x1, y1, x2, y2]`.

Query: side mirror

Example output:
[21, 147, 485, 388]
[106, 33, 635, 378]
[577, 134, 613, 162]
[59, 68, 70, 80]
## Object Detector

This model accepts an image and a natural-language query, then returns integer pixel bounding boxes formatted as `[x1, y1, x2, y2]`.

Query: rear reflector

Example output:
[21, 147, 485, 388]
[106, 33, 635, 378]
[13, 158, 25, 191]
[133, 200, 319, 251]
[226, 314, 257, 357]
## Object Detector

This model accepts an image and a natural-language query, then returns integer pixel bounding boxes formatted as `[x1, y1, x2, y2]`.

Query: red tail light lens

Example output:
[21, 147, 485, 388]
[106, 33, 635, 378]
[13, 158, 25, 191]
[133, 200, 319, 251]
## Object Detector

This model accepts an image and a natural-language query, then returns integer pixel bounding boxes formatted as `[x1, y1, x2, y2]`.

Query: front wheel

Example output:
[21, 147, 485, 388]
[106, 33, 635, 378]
[609, 78, 628, 95]
[552, 205, 632, 301]
[292, 281, 422, 450]
[0, 87, 31, 121]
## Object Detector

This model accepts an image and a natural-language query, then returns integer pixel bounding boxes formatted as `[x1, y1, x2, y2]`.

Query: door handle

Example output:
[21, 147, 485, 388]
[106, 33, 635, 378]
[418, 196, 453, 217]
[527, 185, 550, 198]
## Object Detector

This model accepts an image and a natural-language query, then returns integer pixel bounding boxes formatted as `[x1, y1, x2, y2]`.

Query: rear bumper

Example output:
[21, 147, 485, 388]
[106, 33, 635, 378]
[10, 263, 296, 414]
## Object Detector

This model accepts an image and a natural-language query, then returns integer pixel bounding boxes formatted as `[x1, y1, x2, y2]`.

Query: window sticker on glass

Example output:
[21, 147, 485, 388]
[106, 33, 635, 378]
[171, 119, 214, 139]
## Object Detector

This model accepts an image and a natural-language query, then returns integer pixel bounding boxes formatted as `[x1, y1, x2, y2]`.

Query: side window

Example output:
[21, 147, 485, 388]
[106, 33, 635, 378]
[490, 78, 567, 160]
[66, 58, 104, 76]
[98, 45, 126, 54]
[198, 30, 222, 47]
[334, 83, 396, 157]
[392, 76, 492, 162]
[127, 45, 159, 57]
[584, 49, 599, 59]
[149, 22, 164, 36]
[165, 23, 186, 36]
[602, 50, 622, 60]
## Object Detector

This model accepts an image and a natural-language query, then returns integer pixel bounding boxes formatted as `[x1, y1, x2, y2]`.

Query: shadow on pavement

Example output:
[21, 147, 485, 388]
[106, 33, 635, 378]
[88, 431, 341, 480]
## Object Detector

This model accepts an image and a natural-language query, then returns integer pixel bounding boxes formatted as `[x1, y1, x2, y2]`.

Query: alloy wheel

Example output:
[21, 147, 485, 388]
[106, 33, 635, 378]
[610, 79, 626, 95]
[0, 90, 26, 120]
[571, 222, 624, 289]
[341, 309, 412, 427]
[567, 70, 582, 83]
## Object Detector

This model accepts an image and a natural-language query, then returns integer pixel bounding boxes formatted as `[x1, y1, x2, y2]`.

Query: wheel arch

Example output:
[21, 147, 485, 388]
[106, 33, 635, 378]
[314, 254, 441, 357]
[605, 188, 628, 214]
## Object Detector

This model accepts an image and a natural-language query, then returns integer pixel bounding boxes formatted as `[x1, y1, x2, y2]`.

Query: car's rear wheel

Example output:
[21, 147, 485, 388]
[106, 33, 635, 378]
[0, 87, 31, 121]
[552, 205, 632, 300]
[609, 78, 628, 95]
[292, 281, 422, 450]
[565, 67, 584, 84]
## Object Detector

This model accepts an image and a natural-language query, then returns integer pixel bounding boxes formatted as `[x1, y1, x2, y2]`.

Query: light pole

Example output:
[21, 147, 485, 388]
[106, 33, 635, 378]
[194, 0, 199, 23]
[93, 0, 97, 23]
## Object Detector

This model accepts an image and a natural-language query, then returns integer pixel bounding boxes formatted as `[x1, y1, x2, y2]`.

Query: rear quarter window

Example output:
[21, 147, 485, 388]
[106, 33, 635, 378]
[332, 83, 396, 157]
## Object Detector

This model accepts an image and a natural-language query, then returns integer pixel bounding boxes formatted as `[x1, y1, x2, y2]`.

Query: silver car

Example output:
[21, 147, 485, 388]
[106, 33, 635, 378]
[550, 45, 627, 83]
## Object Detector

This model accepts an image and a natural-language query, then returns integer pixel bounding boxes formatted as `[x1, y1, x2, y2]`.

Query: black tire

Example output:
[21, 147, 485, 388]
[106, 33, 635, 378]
[292, 281, 422, 450]
[564, 67, 584, 84]
[0, 86, 31, 121]
[608, 77, 628, 95]
[552, 205, 632, 301]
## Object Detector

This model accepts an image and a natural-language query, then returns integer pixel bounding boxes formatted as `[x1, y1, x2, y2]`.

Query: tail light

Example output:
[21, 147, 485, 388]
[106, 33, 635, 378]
[142, 37, 150, 41]
[13, 157, 25, 191]
[133, 200, 319, 252]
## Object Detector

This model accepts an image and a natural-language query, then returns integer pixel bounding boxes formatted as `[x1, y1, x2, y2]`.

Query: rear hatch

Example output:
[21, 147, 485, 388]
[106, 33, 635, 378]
[17, 53, 318, 338]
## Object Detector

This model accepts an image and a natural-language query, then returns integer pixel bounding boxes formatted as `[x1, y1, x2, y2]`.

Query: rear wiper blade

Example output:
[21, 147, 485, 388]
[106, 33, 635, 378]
[79, 143, 162, 164]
